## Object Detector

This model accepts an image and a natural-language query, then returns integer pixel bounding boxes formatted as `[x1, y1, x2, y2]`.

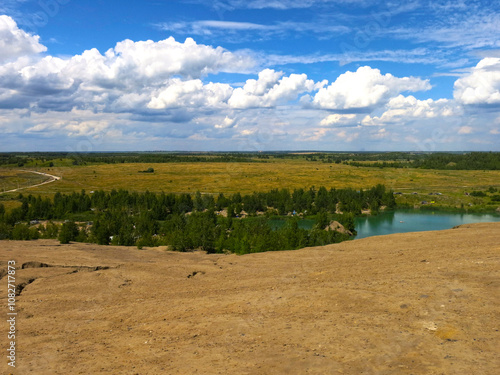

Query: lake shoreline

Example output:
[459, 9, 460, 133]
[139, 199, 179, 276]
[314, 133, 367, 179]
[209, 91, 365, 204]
[354, 207, 500, 239]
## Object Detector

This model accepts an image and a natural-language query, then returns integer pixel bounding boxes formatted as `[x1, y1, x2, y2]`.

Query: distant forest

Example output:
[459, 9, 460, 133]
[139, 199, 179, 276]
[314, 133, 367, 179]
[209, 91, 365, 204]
[0, 152, 266, 166]
[346, 152, 500, 170]
[1, 151, 499, 170]
[0, 185, 396, 254]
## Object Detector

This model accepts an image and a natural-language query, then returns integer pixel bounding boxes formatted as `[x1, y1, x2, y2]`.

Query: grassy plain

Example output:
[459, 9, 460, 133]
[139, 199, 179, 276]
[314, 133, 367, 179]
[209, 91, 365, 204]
[0, 169, 48, 193]
[1, 158, 499, 210]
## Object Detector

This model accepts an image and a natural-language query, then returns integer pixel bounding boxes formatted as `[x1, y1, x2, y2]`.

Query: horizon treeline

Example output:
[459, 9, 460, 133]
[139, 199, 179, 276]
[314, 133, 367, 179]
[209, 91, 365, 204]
[1, 151, 499, 170]
[0, 184, 396, 254]
[344, 152, 500, 170]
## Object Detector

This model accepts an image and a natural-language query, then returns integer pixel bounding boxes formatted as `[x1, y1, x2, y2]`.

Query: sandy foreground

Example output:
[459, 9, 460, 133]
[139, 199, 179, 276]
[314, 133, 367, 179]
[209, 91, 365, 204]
[1, 223, 499, 374]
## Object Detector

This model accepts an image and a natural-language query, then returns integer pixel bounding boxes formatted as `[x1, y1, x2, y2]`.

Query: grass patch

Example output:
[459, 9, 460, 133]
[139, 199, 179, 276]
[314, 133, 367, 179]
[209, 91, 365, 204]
[0, 169, 49, 193]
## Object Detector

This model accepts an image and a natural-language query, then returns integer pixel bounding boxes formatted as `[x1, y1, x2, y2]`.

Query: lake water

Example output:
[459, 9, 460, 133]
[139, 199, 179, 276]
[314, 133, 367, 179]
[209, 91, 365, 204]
[354, 210, 500, 239]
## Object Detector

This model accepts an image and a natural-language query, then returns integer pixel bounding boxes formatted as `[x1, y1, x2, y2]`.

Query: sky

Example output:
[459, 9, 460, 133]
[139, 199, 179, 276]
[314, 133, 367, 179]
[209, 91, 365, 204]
[0, 0, 500, 152]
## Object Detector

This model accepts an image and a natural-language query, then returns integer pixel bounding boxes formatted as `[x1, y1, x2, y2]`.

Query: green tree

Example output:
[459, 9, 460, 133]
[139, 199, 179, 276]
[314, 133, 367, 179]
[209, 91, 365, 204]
[92, 213, 113, 245]
[39, 221, 59, 239]
[0, 223, 12, 240]
[58, 221, 79, 244]
[186, 210, 217, 252]
[11, 224, 31, 240]
[315, 210, 329, 230]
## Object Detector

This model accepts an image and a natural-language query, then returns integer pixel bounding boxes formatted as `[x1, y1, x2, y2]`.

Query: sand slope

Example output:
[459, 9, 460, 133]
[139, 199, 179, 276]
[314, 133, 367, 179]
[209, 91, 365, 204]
[1, 222, 499, 374]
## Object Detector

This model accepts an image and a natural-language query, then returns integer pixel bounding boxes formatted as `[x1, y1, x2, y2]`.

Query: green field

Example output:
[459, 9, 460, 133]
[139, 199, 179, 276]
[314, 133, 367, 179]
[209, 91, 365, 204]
[0, 169, 48, 193]
[1, 158, 499, 210]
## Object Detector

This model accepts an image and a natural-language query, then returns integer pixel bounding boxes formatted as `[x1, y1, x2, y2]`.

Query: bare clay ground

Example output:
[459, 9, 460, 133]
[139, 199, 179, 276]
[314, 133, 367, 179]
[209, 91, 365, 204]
[1, 222, 499, 374]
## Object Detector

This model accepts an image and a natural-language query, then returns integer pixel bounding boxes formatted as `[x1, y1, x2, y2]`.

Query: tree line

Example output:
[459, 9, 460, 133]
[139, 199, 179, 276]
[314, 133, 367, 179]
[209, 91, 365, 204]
[347, 152, 500, 170]
[0, 152, 265, 166]
[0, 184, 396, 254]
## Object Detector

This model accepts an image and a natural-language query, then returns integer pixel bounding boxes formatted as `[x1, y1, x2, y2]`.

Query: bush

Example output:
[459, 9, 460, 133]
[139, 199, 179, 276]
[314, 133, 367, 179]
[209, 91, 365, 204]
[470, 191, 487, 197]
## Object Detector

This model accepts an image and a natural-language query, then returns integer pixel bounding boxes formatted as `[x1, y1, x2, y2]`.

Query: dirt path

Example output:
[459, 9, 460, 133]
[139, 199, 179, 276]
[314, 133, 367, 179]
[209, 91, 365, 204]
[1, 222, 499, 374]
[0, 170, 61, 194]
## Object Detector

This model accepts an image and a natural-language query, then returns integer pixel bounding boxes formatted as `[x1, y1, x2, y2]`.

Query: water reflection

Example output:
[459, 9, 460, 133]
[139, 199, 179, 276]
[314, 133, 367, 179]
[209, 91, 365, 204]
[354, 210, 500, 239]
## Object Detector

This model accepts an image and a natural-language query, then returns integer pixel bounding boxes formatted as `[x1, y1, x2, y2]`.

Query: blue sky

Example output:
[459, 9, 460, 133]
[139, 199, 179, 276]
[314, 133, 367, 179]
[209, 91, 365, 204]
[1, 0, 499, 151]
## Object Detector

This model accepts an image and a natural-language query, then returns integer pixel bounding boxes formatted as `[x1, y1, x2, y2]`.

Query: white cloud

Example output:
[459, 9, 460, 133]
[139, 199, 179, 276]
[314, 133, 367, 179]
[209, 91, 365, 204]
[228, 69, 318, 109]
[337, 130, 359, 142]
[215, 116, 236, 129]
[303, 128, 330, 141]
[361, 95, 461, 126]
[147, 79, 233, 109]
[240, 129, 256, 136]
[23, 109, 123, 137]
[1, 15, 499, 151]
[0, 35, 255, 91]
[147, 69, 320, 111]
[238, 69, 283, 96]
[266, 48, 447, 67]
[312, 66, 431, 110]
[454, 58, 500, 105]
[109, 37, 255, 79]
[157, 19, 349, 40]
[458, 126, 473, 135]
[320, 114, 357, 127]
[0, 25, 256, 112]
[202, 0, 367, 10]
[0, 15, 46, 63]
[159, 20, 270, 34]
[390, 10, 500, 51]
[241, 0, 326, 9]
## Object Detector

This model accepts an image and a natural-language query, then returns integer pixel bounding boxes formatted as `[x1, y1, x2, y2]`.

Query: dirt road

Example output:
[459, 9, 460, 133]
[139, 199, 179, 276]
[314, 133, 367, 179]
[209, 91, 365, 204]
[1, 222, 499, 374]
[0, 170, 61, 194]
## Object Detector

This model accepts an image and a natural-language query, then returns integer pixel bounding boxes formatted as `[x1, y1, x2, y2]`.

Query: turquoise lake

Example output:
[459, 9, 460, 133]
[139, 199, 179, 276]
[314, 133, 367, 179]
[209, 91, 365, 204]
[354, 210, 500, 239]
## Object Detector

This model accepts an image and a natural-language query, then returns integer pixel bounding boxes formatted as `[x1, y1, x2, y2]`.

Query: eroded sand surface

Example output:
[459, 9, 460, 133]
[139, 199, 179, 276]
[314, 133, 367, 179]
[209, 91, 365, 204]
[1, 222, 499, 374]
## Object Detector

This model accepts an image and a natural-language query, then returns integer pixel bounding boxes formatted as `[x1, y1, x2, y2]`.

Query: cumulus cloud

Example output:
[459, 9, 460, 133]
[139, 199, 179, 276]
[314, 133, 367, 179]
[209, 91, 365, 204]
[0, 27, 256, 112]
[0, 15, 46, 63]
[215, 116, 236, 129]
[319, 114, 357, 127]
[361, 95, 461, 126]
[228, 69, 320, 108]
[147, 79, 233, 110]
[454, 57, 500, 105]
[146, 69, 320, 111]
[109, 37, 255, 79]
[23, 109, 124, 138]
[0, 17, 327, 148]
[1, 15, 498, 151]
[312, 66, 431, 110]
[2, 36, 255, 90]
